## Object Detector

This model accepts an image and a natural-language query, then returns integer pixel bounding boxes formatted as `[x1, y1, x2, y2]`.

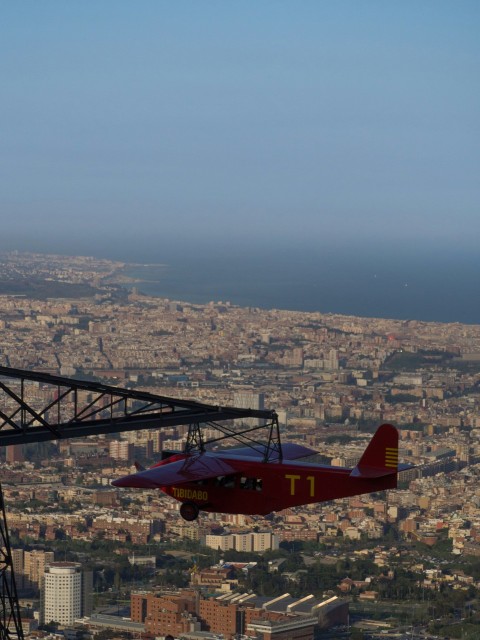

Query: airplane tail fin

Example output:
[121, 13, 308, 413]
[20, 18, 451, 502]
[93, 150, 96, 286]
[350, 423, 400, 478]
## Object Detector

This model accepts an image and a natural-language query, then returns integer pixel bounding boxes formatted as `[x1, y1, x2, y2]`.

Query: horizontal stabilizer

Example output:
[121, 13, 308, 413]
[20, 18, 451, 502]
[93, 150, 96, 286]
[112, 453, 236, 489]
[398, 463, 415, 473]
[350, 465, 395, 479]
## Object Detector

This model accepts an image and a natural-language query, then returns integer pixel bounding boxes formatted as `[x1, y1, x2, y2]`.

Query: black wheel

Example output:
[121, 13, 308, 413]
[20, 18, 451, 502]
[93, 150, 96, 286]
[180, 501, 199, 521]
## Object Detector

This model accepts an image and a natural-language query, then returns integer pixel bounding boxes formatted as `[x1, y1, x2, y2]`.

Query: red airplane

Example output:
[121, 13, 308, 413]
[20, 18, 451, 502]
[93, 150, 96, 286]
[112, 423, 408, 521]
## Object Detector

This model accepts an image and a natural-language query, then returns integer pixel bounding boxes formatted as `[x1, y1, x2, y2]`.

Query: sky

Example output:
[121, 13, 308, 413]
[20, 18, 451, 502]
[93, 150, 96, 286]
[1, 1, 479, 256]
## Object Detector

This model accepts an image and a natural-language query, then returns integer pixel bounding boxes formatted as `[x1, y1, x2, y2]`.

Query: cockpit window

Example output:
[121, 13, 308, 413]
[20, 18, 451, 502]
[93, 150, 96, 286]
[215, 475, 236, 489]
[240, 477, 262, 491]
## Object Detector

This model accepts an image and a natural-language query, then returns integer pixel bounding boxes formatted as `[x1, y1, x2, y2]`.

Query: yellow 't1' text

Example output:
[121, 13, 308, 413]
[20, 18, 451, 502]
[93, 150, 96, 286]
[285, 475, 315, 497]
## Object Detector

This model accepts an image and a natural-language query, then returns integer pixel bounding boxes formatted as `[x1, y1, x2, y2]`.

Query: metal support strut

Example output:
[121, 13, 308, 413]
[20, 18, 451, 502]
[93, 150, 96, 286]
[263, 414, 282, 463]
[0, 483, 23, 640]
[0, 366, 278, 636]
[185, 422, 205, 455]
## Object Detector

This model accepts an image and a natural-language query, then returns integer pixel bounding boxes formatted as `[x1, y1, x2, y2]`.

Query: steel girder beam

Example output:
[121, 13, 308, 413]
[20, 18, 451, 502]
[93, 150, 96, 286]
[0, 366, 275, 446]
[0, 484, 22, 640]
[0, 366, 277, 640]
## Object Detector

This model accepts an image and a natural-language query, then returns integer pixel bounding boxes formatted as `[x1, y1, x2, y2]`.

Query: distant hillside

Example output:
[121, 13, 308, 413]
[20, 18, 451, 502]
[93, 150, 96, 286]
[0, 277, 98, 299]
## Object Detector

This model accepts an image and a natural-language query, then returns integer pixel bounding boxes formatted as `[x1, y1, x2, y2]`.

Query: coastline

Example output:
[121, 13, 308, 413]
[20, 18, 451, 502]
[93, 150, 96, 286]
[116, 258, 480, 326]
[1, 249, 479, 325]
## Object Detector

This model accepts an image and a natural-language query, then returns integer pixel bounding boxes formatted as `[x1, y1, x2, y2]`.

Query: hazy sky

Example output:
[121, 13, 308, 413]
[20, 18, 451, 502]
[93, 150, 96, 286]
[1, 1, 479, 254]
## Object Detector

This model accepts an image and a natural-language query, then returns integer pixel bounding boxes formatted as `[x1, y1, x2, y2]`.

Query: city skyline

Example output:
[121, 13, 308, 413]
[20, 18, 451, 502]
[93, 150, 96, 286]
[2, 251, 480, 638]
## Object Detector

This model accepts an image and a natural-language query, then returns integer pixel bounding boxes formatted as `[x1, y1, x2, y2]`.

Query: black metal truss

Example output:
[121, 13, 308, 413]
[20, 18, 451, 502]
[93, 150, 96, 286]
[188, 418, 283, 462]
[0, 366, 275, 447]
[0, 366, 278, 640]
[0, 484, 22, 640]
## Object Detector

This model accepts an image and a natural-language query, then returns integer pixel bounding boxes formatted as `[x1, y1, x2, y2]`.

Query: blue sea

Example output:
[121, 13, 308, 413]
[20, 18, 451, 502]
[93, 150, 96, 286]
[112, 241, 480, 325]
[3, 237, 479, 324]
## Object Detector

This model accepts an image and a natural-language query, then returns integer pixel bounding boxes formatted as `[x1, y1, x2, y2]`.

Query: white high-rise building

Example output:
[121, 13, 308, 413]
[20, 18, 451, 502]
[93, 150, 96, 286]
[252, 530, 279, 552]
[233, 532, 253, 552]
[233, 391, 265, 427]
[204, 533, 234, 551]
[42, 562, 92, 626]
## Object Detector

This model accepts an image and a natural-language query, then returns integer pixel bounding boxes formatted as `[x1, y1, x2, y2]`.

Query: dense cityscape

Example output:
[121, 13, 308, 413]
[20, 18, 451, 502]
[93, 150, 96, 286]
[1, 251, 480, 640]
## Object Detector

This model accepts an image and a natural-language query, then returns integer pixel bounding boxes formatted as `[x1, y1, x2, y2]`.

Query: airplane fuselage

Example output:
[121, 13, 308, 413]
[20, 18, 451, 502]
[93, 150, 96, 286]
[161, 455, 397, 516]
[112, 423, 405, 520]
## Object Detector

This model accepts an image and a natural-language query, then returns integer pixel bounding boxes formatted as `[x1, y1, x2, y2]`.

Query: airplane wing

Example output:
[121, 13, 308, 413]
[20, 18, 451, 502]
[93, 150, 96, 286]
[112, 453, 237, 489]
[219, 442, 318, 461]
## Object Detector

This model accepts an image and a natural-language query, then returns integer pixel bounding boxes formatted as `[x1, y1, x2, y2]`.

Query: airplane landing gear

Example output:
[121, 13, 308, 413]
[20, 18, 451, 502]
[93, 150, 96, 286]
[180, 501, 199, 521]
